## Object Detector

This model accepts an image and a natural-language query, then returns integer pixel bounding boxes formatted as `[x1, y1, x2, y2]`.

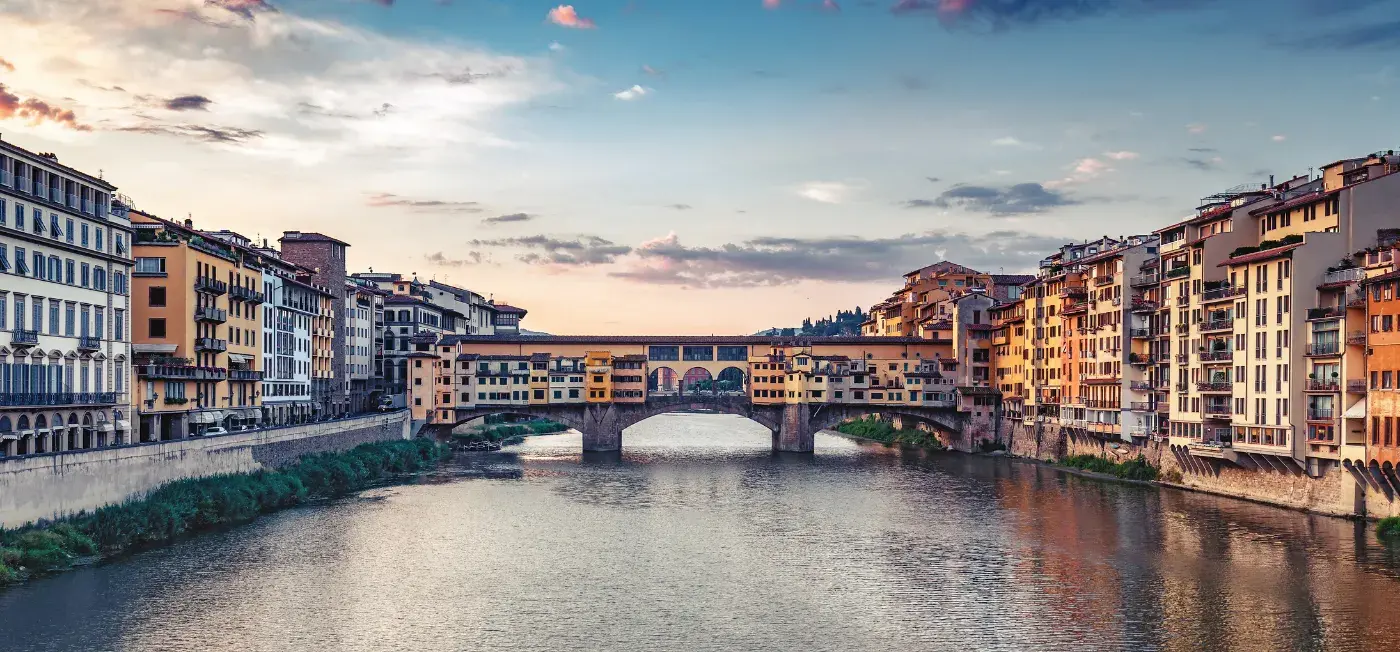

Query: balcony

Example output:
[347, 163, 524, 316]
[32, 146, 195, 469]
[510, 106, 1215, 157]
[195, 337, 228, 352]
[1321, 267, 1364, 287]
[195, 276, 228, 296]
[1202, 285, 1246, 303]
[1157, 402, 1171, 413]
[1197, 381, 1232, 393]
[1347, 331, 1366, 346]
[1200, 319, 1232, 333]
[1128, 353, 1155, 365]
[195, 306, 228, 323]
[1129, 274, 1159, 288]
[1347, 380, 1367, 394]
[1129, 401, 1155, 412]
[1129, 328, 1152, 339]
[1129, 380, 1153, 391]
[1130, 299, 1159, 313]
[0, 392, 120, 407]
[1175, 354, 1189, 365]
[1176, 295, 1191, 307]
[230, 285, 265, 303]
[1307, 306, 1344, 320]
[1093, 274, 1116, 287]
[1203, 404, 1232, 417]
[1175, 323, 1189, 335]
[12, 329, 40, 346]
[1059, 285, 1087, 298]
[1346, 290, 1366, 308]
[1199, 350, 1232, 362]
[1307, 408, 1335, 422]
[1305, 342, 1341, 357]
[1306, 379, 1340, 392]
[1163, 266, 1191, 280]
[229, 369, 264, 381]
[77, 335, 101, 351]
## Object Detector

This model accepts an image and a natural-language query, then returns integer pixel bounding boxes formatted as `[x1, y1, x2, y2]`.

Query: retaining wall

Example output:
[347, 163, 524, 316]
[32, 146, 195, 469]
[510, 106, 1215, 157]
[0, 411, 411, 528]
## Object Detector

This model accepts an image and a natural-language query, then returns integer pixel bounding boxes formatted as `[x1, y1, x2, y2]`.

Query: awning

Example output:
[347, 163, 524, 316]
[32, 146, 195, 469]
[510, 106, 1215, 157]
[100, 423, 115, 432]
[116, 420, 132, 431]
[0, 432, 15, 441]
[133, 343, 178, 354]
[228, 353, 253, 364]
[17, 429, 34, 437]
[1344, 398, 1367, 419]
[190, 412, 217, 425]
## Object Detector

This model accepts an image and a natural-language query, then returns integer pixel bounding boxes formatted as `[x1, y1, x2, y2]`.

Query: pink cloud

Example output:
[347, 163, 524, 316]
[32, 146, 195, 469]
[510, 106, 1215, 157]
[0, 57, 13, 72]
[763, 0, 781, 8]
[0, 83, 91, 131]
[547, 5, 595, 28]
[1103, 151, 1139, 161]
[1074, 158, 1108, 176]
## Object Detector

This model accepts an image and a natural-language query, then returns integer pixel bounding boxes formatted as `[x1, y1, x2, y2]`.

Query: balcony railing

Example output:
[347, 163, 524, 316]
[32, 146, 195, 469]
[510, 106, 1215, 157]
[1129, 274, 1158, 288]
[1130, 299, 1159, 313]
[1346, 290, 1366, 308]
[1203, 404, 1232, 416]
[1128, 353, 1155, 365]
[1176, 295, 1191, 307]
[1059, 285, 1087, 298]
[1202, 285, 1246, 302]
[0, 392, 120, 407]
[1093, 274, 1116, 287]
[1306, 379, 1340, 392]
[229, 285, 265, 303]
[1163, 266, 1191, 280]
[195, 337, 228, 352]
[1197, 381, 1232, 393]
[1129, 328, 1151, 339]
[1199, 350, 1232, 362]
[1321, 267, 1364, 286]
[1306, 342, 1341, 356]
[1129, 401, 1155, 412]
[1175, 354, 1189, 364]
[195, 306, 228, 323]
[1347, 379, 1367, 394]
[77, 335, 101, 351]
[1201, 319, 1232, 332]
[1307, 306, 1345, 320]
[1129, 380, 1153, 391]
[12, 329, 40, 345]
[195, 276, 228, 295]
[229, 369, 264, 381]
[1307, 408, 1335, 421]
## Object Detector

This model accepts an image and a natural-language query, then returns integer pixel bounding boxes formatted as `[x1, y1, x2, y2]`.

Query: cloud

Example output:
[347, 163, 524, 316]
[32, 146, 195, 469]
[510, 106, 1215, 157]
[821, 0, 842, 11]
[926, 176, 941, 183]
[1272, 134, 1287, 142]
[1074, 157, 1109, 176]
[915, 182, 1081, 216]
[367, 192, 482, 213]
[425, 251, 487, 267]
[614, 85, 650, 100]
[666, 203, 692, 210]
[0, 57, 13, 72]
[1181, 156, 1223, 171]
[796, 180, 860, 204]
[163, 94, 213, 111]
[1187, 147, 1217, 153]
[889, 0, 1206, 30]
[482, 212, 535, 224]
[0, 83, 92, 131]
[1187, 123, 1208, 134]
[471, 235, 631, 266]
[0, 0, 559, 161]
[611, 230, 1067, 288]
[547, 5, 596, 28]
[548, 41, 566, 52]
[992, 136, 1033, 148]
[763, 0, 782, 8]
[641, 64, 664, 76]
[1104, 150, 1139, 160]
[1281, 20, 1400, 51]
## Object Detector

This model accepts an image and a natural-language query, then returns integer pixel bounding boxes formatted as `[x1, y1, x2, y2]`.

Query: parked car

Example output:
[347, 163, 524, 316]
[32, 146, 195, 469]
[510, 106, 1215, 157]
[203, 427, 228, 436]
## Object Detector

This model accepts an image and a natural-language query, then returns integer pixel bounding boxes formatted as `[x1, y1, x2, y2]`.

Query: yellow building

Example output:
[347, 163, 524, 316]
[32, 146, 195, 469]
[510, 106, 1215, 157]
[585, 351, 613, 402]
[130, 212, 263, 440]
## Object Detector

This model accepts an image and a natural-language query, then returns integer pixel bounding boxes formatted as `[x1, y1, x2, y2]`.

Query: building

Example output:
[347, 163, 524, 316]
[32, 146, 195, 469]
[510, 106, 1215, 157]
[345, 280, 385, 411]
[129, 213, 263, 440]
[278, 231, 350, 417]
[990, 298, 1027, 420]
[1362, 258, 1400, 472]
[382, 293, 447, 395]
[425, 280, 496, 335]
[0, 140, 134, 455]
[490, 303, 527, 335]
[256, 247, 315, 425]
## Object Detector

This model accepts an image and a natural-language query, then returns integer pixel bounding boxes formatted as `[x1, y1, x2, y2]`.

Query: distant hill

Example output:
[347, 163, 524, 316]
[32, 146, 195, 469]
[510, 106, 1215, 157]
[754, 308, 866, 337]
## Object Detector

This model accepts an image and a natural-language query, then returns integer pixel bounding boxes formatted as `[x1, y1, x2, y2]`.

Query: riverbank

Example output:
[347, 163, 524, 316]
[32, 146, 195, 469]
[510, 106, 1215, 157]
[451, 419, 570, 445]
[833, 417, 946, 450]
[0, 438, 449, 587]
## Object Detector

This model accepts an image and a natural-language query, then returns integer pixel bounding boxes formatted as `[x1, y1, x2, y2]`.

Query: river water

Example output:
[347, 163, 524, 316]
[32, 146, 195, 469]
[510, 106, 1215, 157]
[3, 414, 1400, 652]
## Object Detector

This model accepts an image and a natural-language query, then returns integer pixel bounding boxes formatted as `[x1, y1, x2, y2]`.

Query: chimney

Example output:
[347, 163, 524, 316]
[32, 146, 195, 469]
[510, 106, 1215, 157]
[184, 218, 193, 229]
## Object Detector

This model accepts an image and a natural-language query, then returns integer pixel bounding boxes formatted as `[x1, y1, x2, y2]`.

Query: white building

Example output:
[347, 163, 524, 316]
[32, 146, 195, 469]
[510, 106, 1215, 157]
[253, 247, 315, 425]
[0, 139, 134, 455]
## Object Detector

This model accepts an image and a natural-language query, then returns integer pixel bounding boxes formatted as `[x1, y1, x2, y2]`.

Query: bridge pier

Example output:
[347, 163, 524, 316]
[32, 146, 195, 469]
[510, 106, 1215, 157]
[581, 404, 623, 452]
[773, 403, 814, 453]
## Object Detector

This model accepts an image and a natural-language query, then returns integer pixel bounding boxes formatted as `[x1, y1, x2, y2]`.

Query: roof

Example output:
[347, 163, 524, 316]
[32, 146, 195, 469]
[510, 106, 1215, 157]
[489, 303, 527, 315]
[903, 260, 983, 279]
[455, 353, 480, 361]
[384, 294, 441, 309]
[279, 231, 349, 246]
[991, 274, 1035, 286]
[1249, 189, 1338, 217]
[0, 139, 118, 191]
[438, 334, 949, 346]
[1362, 269, 1400, 285]
[1219, 243, 1303, 267]
[428, 280, 485, 302]
[529, 352, 551, 361]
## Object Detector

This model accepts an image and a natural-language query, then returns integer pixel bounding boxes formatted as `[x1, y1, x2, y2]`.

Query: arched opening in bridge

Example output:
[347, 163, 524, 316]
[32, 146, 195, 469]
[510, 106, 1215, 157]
[680, 368, 713, 397]
[716, 367, 747, 395]
[649, 368, 678, 396]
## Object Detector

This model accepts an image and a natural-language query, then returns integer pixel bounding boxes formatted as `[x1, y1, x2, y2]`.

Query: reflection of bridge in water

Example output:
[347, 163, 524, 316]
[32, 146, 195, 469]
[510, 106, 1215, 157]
[411, 336, 973, 452]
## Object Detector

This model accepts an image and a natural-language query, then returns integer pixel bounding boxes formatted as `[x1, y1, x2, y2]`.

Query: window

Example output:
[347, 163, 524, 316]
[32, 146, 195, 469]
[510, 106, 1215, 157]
[115, 309, 124, 340]
[149, 286, 167, 307]
[81, 223, 88, 246]
[648, 346, 679, 361]
[135, 257, 166, 275]
[66, 218, 74, 243]
[149, 318, 167, 338]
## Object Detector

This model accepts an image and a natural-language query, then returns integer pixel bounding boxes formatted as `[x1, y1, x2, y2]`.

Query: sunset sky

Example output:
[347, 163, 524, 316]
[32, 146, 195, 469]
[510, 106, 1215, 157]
[1, 0, 1396, 334]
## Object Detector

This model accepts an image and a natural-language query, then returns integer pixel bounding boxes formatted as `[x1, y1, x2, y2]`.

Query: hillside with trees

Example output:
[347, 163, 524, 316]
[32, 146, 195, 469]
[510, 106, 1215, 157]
[755, 308, 866, 337]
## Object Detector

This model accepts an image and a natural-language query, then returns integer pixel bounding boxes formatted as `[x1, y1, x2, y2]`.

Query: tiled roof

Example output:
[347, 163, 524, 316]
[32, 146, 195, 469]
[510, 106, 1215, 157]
[1249, 189, 1338, 216]
[1219, 243, 1303, 267]
[489, 303, 527, 314]
[1362, 269, 1400, 285]
[991, 274, 1035, 286]
[280, 231, 349, 246]
[438, 334, 948, 346]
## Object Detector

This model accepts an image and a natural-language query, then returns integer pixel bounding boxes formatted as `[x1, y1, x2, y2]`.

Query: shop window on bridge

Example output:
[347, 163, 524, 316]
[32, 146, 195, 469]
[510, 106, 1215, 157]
[717, 346, 747, 361]
[682, 346, 714, 361]
[648, 346, 679, 361]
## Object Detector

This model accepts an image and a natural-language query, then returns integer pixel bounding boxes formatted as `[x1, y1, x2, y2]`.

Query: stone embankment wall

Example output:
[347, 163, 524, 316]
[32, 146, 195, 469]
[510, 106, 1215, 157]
[0, 411, 411, 528]
[991, 417, 1399, 520]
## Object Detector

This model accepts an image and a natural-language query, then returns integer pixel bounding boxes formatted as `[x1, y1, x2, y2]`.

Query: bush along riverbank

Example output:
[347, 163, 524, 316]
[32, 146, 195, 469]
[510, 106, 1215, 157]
[451, 419, 570, 445]
[0, 438, 449, 587]
[836, 417, 946, 450]
[1379, 517, 1400, 544]
[1057, 454, 1160, 482]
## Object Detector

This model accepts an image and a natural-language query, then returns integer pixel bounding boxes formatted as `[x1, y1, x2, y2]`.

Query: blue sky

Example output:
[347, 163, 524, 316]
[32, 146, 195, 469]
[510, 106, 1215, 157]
[1, 0, 1396, 333]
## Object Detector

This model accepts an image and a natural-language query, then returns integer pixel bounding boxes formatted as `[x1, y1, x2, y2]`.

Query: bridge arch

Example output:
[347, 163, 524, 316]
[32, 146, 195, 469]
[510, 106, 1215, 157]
[804, 404, 966, 442]
[648, 367, 678, 396]
[716, 367, 746, 395]
[680, 367, 713, 396]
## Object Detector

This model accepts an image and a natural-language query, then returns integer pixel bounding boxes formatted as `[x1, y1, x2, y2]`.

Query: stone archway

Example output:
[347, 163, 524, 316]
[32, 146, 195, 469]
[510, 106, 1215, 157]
[717, 367, 747, 396]
[680, 367, 713, 397]
[648, 367, 678, 396]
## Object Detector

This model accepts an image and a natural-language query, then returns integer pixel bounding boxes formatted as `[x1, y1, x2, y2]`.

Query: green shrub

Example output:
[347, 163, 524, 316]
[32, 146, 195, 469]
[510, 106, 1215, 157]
[836, 417, 945, 450]
[0, 438, 449, 586]
[1059, 454, 1158, 481]
[1378, 517, 1400, 543]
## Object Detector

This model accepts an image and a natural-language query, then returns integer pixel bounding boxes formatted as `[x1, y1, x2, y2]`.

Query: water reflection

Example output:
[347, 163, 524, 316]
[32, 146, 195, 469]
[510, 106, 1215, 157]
[2, 414, 1399, 652]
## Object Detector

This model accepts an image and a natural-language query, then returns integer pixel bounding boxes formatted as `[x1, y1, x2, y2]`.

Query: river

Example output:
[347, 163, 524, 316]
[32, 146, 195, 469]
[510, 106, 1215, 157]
[2, 414, 1399, 652]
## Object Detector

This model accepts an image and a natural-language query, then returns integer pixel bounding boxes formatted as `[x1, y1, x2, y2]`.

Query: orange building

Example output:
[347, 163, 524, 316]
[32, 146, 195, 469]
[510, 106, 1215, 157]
[1363, 267, 1400, 470]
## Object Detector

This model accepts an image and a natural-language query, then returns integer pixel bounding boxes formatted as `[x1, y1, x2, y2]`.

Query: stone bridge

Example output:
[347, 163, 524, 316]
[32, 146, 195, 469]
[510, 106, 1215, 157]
[427, 396, 966, 453]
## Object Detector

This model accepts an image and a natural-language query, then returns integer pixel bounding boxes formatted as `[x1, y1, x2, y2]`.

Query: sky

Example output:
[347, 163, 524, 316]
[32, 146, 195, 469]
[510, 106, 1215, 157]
[0, 0, 1397, 335]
